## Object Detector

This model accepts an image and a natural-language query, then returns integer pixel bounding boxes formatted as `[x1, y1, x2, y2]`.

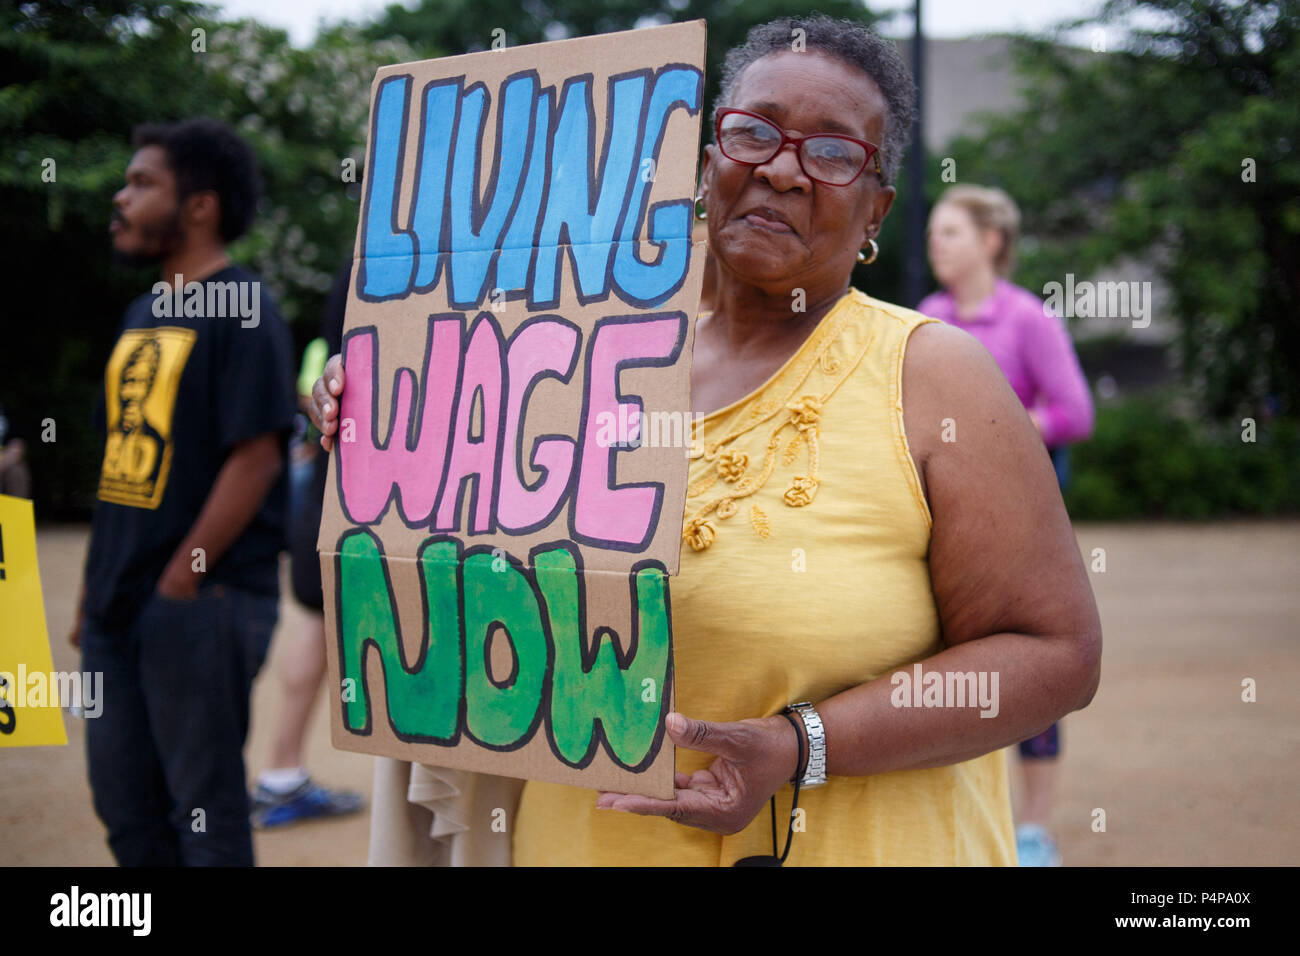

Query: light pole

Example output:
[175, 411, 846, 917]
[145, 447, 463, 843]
[905, 0, 927, 308]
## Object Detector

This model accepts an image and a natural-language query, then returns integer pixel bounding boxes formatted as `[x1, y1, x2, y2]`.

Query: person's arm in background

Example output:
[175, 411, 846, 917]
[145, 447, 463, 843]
[155, 434, 284, 598]
[298, 261, 352, 435]
[297, 337, 330, 414]
[158, 290, 297, 599]
[1021, 298, 1095, 446]
[71, 390, 108, 646]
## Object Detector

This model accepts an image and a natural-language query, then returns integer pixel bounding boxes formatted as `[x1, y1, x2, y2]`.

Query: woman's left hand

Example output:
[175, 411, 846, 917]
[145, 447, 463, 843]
[595, 712, 801, 835]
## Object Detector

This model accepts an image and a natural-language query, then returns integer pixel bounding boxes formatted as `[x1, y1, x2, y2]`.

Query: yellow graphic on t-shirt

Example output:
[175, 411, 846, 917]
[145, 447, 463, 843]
[98, 326, 196, 509]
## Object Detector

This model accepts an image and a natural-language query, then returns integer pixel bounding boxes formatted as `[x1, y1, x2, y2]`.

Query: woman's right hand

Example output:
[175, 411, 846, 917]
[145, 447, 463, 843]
[309, 353, 345, 451]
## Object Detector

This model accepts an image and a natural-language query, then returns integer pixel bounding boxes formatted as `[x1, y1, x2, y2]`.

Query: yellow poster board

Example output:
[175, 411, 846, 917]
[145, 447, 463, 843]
[0, 494, 67, 747]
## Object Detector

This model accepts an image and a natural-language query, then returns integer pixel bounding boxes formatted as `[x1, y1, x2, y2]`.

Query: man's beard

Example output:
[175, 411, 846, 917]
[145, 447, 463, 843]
[110, 207, 184, 270]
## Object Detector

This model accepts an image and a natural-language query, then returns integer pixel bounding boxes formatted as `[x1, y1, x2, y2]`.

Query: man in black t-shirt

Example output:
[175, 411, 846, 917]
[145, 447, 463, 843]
[72, 118, 295, 866]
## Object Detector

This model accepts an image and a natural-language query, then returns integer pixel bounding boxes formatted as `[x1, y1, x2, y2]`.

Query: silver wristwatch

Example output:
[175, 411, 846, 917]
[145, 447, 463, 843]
[787, 701, 828, 788]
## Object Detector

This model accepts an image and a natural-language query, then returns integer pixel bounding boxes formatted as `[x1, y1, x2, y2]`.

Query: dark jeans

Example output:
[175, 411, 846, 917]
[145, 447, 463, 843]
[1018, 721, 1061, 760]
[82, 583, 277, 866]
[1049, 445, 1071, 489]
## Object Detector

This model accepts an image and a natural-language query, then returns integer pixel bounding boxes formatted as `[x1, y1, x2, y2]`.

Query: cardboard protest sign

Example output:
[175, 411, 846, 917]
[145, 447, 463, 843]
[0, 495, 67, 747]
[318, 20, 707, 798]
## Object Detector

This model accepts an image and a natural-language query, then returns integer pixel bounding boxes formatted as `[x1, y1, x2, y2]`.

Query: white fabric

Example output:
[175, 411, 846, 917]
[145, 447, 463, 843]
[367, 758, 524, 866]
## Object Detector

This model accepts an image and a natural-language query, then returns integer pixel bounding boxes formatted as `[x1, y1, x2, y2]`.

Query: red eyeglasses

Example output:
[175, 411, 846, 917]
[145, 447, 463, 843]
[714, 108, 884, 187]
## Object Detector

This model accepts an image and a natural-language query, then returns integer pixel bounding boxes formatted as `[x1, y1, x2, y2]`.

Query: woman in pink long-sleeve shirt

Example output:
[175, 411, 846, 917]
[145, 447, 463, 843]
[919, 186, 1094, 452]
[918, 184, 1095, 868]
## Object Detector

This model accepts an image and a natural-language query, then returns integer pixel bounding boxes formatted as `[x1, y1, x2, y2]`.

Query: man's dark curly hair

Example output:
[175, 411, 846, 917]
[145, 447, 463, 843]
[132, 117, 262, 243]
[715, 15, 917, 186]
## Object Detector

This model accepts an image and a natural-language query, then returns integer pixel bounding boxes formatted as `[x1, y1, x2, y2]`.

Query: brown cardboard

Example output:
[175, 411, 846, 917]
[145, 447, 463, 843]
[318, 21, 707, 798]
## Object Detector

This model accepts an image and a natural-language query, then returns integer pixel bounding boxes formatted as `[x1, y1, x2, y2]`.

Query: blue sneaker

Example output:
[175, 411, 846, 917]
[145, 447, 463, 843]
[1016, 824, 1062, 866]
[251, 778, 364, 829]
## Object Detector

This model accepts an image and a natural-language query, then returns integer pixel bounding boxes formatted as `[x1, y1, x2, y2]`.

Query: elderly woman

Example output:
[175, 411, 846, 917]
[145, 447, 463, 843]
[311, 15, 1101, 866]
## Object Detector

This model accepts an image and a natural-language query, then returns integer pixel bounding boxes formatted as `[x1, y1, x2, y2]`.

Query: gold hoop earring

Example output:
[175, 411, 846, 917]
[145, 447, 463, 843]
[857, 238, 879, 265]
[694, 195, 707, 221]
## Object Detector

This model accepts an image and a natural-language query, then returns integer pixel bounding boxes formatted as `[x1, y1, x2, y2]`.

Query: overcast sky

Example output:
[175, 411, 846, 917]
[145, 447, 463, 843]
[211, 0, 1112, 47]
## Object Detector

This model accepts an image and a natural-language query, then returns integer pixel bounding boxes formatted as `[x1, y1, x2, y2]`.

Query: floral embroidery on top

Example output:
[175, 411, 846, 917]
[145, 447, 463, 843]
[716, 450, 749, 482]
[783, 475, 819, 507]
[683, 300, 876, 551]
[786, 395, 823, 431]
[684, 517, 716, 552]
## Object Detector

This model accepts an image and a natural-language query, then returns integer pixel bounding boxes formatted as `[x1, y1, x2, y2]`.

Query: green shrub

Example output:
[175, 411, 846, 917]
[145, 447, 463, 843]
[1063, 398, 1300, 520]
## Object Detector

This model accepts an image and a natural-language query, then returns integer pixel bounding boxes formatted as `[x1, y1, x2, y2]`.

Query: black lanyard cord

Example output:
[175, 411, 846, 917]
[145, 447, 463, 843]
[776, 711, 805, 864]
[733, 710, 806, 867]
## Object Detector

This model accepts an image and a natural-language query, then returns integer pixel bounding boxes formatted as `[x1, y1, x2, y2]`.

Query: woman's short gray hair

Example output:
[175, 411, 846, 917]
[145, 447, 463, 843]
[715, 15, 917, 186]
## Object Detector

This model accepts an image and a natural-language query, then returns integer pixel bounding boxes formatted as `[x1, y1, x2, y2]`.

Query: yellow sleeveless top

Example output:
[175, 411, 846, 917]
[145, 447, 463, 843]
[512, 288, 1017, 865]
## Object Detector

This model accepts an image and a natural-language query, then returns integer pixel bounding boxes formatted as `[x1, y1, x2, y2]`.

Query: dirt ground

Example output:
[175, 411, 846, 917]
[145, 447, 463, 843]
[4, 521, 1297, 866]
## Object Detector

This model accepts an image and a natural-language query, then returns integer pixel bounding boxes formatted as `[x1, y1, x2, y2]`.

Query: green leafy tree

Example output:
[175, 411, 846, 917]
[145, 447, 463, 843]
[365, 0, 886, 106]
[193, 19, 415, 321]
[2, 1, 218, 515]
[945, 0, 1300, 419]
[1, 1, 411, 515]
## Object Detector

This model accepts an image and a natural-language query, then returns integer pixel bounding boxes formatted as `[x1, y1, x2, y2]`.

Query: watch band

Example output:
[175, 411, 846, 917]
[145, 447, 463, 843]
[786, 701, 828, 788]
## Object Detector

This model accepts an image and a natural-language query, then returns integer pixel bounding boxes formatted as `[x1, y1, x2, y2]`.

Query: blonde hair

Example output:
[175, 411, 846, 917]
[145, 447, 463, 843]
[935, 185, 1021, 277]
